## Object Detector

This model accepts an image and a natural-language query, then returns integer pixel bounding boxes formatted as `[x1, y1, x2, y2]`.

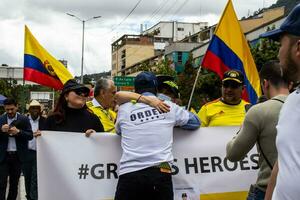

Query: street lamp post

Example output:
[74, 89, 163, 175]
[66, 13, 101, 83]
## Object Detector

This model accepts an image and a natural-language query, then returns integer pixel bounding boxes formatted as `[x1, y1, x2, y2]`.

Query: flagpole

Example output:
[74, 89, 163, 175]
[187, 65, 202, 110]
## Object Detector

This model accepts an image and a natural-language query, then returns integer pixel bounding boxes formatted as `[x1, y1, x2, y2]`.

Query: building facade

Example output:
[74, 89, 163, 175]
[111, 7, 285, 77]
[111, 35, 155, 76]
[0, 65, 26, 85]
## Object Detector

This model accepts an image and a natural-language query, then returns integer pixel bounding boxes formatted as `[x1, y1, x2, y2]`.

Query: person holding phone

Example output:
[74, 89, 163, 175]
[0, 98, 33, 200]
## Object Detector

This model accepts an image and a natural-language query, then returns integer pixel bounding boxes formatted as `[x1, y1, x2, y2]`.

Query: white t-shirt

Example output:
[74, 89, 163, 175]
[115, 100, 189, 175]
[28, 116, 39, 151]
[273, 88, 300, 200]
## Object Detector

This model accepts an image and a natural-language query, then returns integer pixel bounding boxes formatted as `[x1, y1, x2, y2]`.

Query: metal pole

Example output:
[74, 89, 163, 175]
[80, 20, 85, 84]
[187, 65, 202, 110]
[66, 14, 101, 83]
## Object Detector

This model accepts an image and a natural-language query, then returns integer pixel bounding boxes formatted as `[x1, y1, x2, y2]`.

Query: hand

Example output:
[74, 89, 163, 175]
[1, 124, 9, 133]
[85, 129, 96, 137]
[33, 130, 42, 137]
[8, 126, 20, 136]
[147, 96, 170, 113]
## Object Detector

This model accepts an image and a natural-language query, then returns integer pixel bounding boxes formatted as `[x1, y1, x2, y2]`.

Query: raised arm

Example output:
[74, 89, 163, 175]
[115, 91, 170, 113]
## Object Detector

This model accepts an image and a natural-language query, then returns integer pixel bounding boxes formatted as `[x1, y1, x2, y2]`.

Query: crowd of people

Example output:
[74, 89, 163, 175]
[1, 3, 300, 200]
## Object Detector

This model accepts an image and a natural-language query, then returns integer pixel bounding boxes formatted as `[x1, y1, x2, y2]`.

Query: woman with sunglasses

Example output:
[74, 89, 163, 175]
[44, 79, 104, 133]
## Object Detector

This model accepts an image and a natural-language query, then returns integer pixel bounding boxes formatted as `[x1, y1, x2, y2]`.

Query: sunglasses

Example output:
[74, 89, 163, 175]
[222, 81, 242, 89]
[73, 88, 89, 97]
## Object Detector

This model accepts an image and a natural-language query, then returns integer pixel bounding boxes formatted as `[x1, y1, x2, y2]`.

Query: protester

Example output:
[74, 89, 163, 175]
[115, 91, 170, 114]
[260, 3, 300, 200]
[156, 75, 182, 105]
[23, 100, 46, 200]
[114, 71, 200, 200]
[0, 98, 33, 200]
[226, 61, 290, 200]
[114, 75, 180, 112]
[86, 78, 117, 133]
[44, 79, 104, 133]
[198, 69, 251, 127]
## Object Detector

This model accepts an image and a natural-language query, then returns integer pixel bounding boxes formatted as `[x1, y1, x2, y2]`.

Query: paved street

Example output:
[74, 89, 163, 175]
[19, 175, 26, 200]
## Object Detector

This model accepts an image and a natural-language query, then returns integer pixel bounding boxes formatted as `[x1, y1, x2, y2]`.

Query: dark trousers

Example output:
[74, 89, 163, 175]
[22, 150, 37, 200]
[115, 167, 173, 200]
[247, 185, 265, 200]
[0, 153, 22, 200]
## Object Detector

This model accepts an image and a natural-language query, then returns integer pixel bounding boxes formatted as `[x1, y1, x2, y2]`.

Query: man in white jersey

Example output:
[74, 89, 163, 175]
[260, 3, 300, 200]
[114, 71, 200, 200]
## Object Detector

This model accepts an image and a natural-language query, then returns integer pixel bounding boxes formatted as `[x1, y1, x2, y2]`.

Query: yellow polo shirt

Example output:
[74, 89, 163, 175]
[86, 99, 116, 133]
[198, 98, 250, 127]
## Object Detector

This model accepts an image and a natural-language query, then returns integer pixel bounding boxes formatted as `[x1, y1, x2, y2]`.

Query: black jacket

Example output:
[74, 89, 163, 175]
[0, 113, 33, 162]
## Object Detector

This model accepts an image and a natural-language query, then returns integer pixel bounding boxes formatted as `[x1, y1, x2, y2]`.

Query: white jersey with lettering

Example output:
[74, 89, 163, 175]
[116, 100, 189, 175]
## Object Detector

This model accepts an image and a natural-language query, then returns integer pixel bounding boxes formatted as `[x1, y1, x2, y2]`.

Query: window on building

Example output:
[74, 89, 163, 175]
[121, 50, 126, 58]
[121, 60, 126, 69]
[177, 27, 184, 31]
[178, 52, 183, 64]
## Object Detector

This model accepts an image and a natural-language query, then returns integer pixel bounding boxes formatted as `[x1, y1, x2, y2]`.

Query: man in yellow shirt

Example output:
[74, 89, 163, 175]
[198, 70, 251, 127]
[87, 79, 117, 132]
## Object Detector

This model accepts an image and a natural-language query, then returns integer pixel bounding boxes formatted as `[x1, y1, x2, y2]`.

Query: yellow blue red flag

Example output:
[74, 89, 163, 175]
[201, 0, 261, 104]
[24, 25, 73, 90]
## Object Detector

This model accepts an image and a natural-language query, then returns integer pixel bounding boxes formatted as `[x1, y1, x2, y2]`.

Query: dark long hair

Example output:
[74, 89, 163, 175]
[49, 90, 87, 124]
[49, 91, 88, 124]
[49, 92, 68, 124]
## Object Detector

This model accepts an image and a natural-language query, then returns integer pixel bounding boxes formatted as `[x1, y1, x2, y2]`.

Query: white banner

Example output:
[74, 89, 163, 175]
[37, 127, 258, 200]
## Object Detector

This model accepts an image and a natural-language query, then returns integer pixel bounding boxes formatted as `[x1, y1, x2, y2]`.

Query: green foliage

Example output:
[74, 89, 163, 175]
[177, 54, 197, 107]
[0, 79, 55, 114]
[155, 58, 177, 77]
[138, 61, 152, 72]
[251, 38, 280, 71]
[136, 57, 177, 76]
[177, 54, 221, 111]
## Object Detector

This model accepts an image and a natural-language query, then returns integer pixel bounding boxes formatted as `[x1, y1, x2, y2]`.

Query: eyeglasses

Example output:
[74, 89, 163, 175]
[222, 81, 242, 89]
[73, 88, 89, 97]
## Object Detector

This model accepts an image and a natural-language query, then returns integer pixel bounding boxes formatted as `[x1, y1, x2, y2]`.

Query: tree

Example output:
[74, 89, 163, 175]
[177, 54, 197, 106]
[0, 79, 56, 114]
[176, 54, 221, 111]
[251, 38, 280, 71]
[155, 58, 177, 77]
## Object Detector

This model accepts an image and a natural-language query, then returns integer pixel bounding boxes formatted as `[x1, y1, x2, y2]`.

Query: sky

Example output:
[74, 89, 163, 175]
[0, 0, 277, 76]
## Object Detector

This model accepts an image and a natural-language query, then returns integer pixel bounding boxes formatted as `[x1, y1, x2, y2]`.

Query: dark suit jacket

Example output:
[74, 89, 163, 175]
[0, 113, 33, 163]
[38, 116, 46, 131]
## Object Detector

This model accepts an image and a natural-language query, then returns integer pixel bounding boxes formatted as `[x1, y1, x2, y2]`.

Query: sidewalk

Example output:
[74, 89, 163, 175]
[16, 175, 26, 200]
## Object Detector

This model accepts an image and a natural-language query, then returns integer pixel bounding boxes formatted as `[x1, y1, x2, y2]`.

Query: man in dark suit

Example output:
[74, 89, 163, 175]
[0, 98, 33, 200]
[23, 100, 46, 200]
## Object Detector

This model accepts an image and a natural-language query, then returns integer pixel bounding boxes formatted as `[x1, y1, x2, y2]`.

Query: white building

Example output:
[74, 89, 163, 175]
[0, 65, 28, 85]
[142, 21, 208, 50]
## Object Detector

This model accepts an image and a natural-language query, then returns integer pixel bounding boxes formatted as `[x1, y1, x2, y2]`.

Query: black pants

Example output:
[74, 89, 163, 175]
[0, 153, 21, 200]
[22, 150, 37, 200]
[115, 167, 173, 200]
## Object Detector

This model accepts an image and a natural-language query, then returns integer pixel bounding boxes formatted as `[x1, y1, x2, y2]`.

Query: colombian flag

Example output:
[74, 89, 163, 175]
[24, 25, 73, 90]
[201, 0, 261, 104]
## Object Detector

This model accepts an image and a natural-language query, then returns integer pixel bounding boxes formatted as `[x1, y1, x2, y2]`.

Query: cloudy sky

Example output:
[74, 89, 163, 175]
[0, 0, 277, 76]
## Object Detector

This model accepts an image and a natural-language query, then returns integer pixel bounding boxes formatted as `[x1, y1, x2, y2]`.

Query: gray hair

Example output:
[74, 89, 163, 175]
[94, 78, 111, 97]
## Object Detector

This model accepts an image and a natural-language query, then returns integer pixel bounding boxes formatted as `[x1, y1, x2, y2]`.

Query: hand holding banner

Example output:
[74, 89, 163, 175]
[37, 127, 258, 200]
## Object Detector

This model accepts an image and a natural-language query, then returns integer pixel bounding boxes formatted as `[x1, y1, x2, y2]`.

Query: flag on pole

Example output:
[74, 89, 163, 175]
[24, 25, 73, 90]
[201, 0, 261, 104]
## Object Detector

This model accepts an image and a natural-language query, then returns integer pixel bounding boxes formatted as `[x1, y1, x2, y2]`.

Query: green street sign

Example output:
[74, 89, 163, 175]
[113, 76, 135, 86]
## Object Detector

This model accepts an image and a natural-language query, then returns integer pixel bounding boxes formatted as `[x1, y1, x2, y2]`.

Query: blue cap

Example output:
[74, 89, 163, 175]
[134, 71, 158, 91]
[260, 4, 300, 40]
